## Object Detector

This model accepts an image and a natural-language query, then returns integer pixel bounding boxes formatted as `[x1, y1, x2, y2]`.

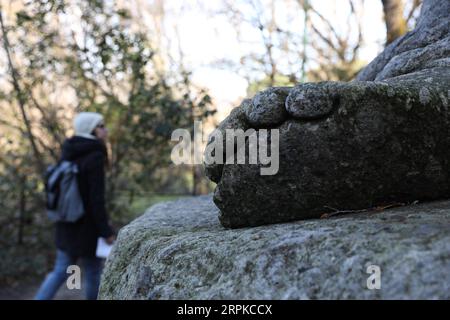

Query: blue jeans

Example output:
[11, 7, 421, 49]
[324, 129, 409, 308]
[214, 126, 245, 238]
[35, 250, 103, 300]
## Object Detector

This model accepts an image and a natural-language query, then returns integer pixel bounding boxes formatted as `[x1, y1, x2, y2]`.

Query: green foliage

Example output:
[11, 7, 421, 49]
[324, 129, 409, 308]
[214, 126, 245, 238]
[0, 0, 215, 284]
[307, 60, 367, 82]
[247, 74, 295, 96]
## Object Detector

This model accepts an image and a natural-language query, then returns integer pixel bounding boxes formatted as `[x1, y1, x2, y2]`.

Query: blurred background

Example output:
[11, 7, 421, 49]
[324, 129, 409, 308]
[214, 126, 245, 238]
[0, 0, 421, 298]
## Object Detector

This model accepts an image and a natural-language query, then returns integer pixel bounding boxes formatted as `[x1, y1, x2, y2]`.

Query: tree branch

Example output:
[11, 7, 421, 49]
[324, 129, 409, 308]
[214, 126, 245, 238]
[0, 8, 45, 174]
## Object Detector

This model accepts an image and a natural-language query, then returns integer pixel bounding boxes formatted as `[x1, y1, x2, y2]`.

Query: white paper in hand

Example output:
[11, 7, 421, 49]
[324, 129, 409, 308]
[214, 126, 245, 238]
[96, 237, 113, 259]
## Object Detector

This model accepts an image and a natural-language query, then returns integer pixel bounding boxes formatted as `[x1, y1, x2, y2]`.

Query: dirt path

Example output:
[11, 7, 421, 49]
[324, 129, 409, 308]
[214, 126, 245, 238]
[0, 280, 86, 300]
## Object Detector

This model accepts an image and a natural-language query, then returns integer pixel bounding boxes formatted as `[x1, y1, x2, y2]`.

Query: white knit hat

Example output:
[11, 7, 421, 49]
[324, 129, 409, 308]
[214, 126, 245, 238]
[73, 112, 104, 139]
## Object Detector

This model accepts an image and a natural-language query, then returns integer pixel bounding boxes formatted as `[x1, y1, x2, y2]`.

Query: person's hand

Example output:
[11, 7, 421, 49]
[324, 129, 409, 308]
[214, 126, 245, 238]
[105, 235, 116, 245]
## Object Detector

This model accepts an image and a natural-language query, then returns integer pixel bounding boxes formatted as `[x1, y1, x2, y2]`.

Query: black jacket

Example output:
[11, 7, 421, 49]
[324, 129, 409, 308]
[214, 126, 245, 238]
[55, 136, 114, 257]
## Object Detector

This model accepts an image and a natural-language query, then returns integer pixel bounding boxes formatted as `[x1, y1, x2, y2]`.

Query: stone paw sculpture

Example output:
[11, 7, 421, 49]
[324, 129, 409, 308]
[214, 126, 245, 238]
[204, 0, 450, 228]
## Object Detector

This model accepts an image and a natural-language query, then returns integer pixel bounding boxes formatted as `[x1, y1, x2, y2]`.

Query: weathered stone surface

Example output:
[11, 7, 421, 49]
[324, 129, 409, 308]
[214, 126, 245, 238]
[204, 103, 250, 183]
[206, 0, 450, 228]
[373, 36, 450, 81]
[244, 87, 290, 126]
[357, 0, 450, 81]
[99, 195, 450, 299]
[285, 82, 341, 119]
[215, 78, 450, 228]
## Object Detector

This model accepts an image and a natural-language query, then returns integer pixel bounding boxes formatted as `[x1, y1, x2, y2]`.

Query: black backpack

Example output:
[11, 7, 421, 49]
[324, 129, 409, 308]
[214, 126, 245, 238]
[45, 161, 85, 222]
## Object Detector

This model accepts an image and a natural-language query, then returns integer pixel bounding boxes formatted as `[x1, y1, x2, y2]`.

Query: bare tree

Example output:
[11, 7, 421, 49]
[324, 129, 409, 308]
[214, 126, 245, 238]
[382, 0, 422, 45]
[214, 0, 302, 90]
[213, 0, 367, 89]
[302, 0, 364, 81]
[0, 8, 45, 173]
[382, 0, 407, 44]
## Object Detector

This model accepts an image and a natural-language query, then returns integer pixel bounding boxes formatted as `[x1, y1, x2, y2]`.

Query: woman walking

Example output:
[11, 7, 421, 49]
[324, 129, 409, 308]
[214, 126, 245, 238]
[35, 112, 115, 300]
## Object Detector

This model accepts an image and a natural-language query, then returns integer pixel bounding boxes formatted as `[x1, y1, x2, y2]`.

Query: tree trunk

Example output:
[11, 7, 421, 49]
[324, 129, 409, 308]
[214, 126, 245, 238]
[382, 0, 407, 45]
[18, 176, 26, 245]
[0, 9, 45, 174]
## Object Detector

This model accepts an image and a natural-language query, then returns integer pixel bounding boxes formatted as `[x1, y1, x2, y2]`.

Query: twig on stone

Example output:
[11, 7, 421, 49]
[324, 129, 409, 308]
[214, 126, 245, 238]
[320, 206, 368, 219]
[372, 202, 406, 211]
[320, 202, 407, 219]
